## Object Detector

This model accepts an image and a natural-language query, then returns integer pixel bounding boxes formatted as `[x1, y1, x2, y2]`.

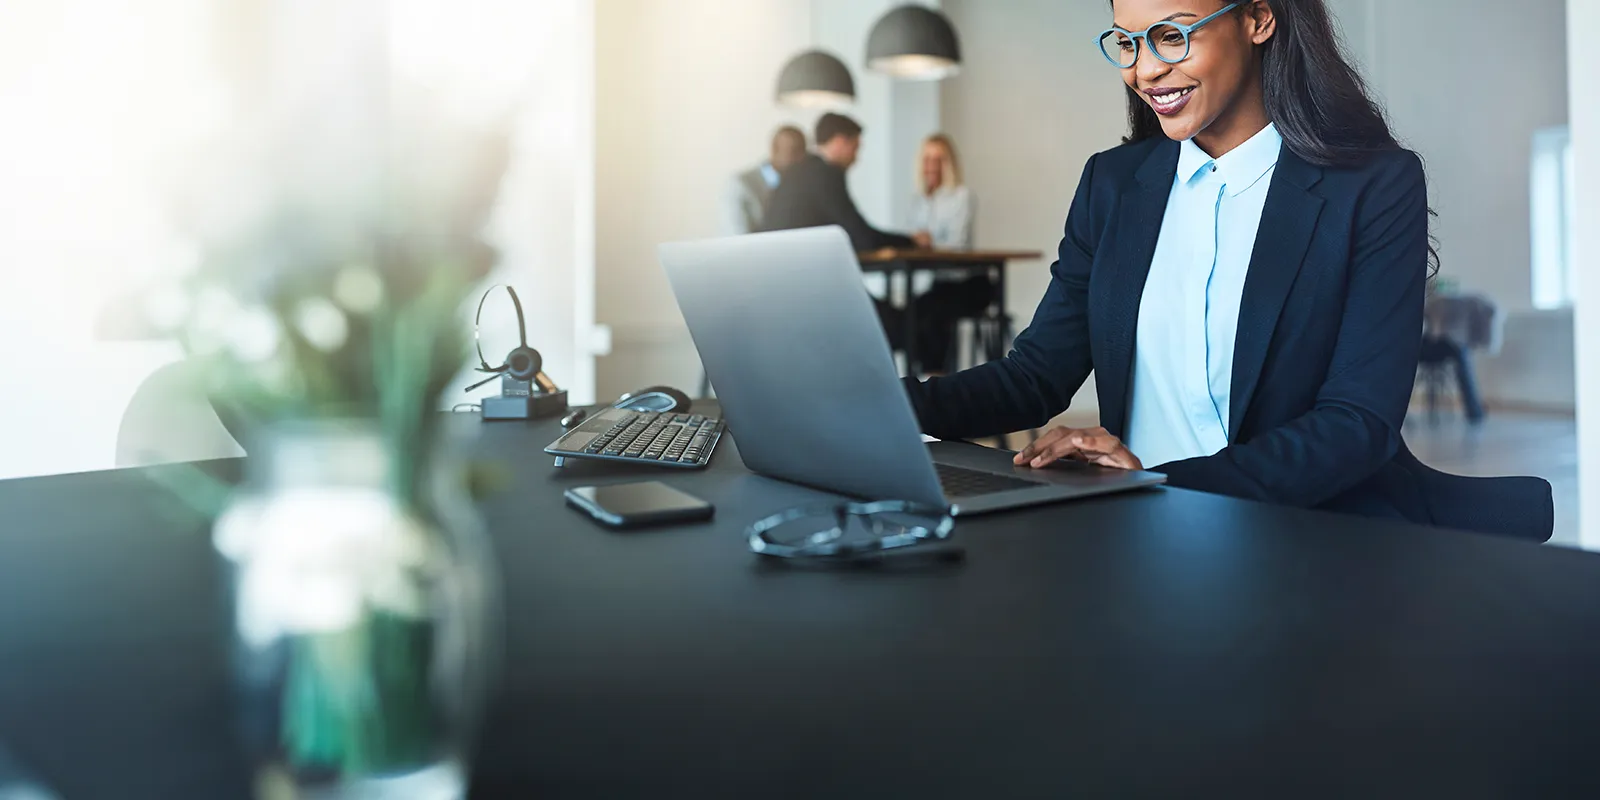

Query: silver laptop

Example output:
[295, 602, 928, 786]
[659, 225, 1165, 515]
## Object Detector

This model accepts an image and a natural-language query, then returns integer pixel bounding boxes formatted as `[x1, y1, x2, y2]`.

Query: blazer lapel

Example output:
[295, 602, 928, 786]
[1099, 140, 1179, 438]
[1228, 151, 1325, 439]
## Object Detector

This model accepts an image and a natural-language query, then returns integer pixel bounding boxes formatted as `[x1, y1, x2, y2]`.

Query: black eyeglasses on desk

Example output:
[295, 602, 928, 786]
[747, 500, 958, 561]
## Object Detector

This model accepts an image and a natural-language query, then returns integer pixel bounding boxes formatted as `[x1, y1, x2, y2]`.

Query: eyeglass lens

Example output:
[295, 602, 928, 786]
[1099, 23, 1189, 67]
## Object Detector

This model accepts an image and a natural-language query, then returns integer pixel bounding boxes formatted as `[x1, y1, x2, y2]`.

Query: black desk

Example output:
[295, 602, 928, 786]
[4, 408, 1600, 798]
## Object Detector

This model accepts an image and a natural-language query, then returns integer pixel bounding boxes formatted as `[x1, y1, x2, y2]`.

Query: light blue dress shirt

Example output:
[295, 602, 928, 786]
[1124, 123, 1282, 469]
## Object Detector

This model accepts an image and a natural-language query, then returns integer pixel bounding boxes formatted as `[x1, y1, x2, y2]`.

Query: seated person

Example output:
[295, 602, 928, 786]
[723, 125, 807, 236]
[763, 113, 917, 251]
[906, 133, 984, 372]
[764, 112, 917, 350]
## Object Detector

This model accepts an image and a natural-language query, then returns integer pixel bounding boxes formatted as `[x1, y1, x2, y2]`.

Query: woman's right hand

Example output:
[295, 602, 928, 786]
[1014, 426, 1144, 471]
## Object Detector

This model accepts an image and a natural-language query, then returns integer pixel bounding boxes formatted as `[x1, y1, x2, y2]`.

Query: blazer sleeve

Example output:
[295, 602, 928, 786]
[1153, 151, 1429, 507]
[818, 165, 916, 250]
[903, 155, 1101, 440]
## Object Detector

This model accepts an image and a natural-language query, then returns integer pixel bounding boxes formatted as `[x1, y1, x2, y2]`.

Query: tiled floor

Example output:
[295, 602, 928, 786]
[1008, 408, 1581, 547]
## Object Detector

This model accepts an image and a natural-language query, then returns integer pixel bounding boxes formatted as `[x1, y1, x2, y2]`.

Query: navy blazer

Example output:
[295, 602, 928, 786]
[904, 135, 1431, 519]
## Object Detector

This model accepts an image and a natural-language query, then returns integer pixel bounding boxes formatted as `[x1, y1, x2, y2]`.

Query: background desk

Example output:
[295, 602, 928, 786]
[857, 248, 1042, 372]
[3, 407, 1600, 797]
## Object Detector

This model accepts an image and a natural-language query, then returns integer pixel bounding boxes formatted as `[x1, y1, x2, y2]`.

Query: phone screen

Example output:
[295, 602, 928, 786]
[566, 481, 713, 527]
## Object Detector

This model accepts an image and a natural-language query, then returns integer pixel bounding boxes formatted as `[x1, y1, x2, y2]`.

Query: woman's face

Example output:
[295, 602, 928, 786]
[1110, 0, 1265, 143]
[921, 144, 946, 192]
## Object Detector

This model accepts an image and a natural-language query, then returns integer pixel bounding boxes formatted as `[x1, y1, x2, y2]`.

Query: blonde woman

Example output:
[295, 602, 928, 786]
[909, 133, 989, 372]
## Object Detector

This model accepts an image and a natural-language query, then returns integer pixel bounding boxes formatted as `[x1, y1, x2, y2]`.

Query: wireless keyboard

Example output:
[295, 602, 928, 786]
[545, 407, 725, 469]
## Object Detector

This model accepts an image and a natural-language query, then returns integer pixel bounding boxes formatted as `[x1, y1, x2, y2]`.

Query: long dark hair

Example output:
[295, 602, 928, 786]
[1115, 0, 1438, 269]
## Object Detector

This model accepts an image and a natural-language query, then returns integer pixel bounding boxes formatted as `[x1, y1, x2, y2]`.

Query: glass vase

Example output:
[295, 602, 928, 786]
[213, 420, 497, 800]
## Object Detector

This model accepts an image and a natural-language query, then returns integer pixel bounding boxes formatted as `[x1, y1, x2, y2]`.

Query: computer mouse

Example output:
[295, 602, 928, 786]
[614, 386, 692, 414]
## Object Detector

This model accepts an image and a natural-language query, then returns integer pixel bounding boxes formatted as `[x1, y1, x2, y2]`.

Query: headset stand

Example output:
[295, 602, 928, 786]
[482, 375, 568, 421]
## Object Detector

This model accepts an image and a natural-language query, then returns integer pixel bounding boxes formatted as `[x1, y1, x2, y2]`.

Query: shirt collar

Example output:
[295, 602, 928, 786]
[1176, 123, 1283, 197]
[760, 162, 781, 189]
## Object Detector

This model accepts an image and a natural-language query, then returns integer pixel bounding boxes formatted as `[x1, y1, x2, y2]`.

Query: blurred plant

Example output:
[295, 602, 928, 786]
[144, 78, 514, 795]
[146, 86, 512, 507]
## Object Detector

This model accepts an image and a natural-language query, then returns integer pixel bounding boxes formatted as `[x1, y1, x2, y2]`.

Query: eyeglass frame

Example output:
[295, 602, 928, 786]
[747, 499, 956, 560]
[1095, 2, 1240, 69]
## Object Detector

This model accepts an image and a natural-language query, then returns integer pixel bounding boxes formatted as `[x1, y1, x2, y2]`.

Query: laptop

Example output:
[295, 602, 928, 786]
[658, 225, 1165, 515]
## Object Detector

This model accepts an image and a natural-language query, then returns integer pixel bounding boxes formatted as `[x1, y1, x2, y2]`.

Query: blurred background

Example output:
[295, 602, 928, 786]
[0, 0, 1594, 547]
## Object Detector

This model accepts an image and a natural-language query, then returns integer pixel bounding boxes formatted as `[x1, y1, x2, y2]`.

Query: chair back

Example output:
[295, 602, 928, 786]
[1396, 446, 1554, 543]
[116, 360, 245, 468]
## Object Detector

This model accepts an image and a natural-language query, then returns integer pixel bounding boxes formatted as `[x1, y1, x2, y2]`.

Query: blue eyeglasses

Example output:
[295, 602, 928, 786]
[1097, 3, 1240, 68]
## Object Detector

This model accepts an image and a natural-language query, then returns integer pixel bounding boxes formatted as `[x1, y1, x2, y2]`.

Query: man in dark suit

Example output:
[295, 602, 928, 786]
[763, 113, 920, 251]
[724, 126, 807, 235]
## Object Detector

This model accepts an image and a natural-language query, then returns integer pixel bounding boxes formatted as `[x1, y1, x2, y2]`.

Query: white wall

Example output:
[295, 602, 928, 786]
[1330, 0, 1568, 314]
[1569, 0, 1600, 550]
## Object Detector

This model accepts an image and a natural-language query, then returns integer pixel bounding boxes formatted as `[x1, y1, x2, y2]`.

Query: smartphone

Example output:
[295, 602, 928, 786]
[564, 481, 714, 529]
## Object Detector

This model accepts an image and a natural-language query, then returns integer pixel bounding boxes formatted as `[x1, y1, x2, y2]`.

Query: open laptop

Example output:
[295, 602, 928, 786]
[658, 225, 1165, 515]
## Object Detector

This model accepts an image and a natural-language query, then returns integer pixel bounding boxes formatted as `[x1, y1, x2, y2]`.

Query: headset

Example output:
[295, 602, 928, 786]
[466, 285, 560, 394]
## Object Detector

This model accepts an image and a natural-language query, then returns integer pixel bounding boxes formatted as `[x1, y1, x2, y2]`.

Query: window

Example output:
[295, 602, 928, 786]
[1531, 124, 1575, 309]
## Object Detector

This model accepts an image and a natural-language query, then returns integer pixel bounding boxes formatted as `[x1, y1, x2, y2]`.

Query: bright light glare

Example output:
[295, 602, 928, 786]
[389, 0, 544, 125]
[0, 0, 227, 343]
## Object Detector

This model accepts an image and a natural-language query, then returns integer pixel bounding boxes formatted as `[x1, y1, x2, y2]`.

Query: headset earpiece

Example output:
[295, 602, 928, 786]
[505, 346, 541, 382]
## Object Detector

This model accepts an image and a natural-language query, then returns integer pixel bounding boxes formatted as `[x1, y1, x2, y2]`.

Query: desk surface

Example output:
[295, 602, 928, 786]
[857, 247, 1044, 265]
[3, 408, 1600, 798]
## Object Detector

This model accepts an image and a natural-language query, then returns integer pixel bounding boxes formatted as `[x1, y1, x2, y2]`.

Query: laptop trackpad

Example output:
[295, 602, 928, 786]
[925, 440, 1163, 489]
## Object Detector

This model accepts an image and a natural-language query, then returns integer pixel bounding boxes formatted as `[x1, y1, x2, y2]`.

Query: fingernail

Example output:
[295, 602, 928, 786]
[1032, 457, 1045, 467]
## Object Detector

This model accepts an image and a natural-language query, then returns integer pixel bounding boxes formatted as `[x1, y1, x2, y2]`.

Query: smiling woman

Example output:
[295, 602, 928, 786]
[899, 0, 1471, 527]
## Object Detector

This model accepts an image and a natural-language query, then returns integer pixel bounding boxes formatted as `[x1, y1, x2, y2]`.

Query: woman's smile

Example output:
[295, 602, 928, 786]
[1145, 85, 1197, 116]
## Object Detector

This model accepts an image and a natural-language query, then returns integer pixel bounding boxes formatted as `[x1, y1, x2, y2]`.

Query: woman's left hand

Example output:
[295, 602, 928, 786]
[1014, 426, 1144, 471]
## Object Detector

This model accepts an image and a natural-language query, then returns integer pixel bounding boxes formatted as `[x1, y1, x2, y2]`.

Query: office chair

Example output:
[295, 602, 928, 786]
[1395, 446, 1554, 543]
[1414, 360, 1453, 423]
[116, 360, 245, 468]
[946, 312, 1012, 372]
[938, 273, 1009, 373]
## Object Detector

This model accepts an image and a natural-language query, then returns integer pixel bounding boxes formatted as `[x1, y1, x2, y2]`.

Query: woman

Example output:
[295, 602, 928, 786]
[903, 0, 1433, 519]
[907, 134, 984, 373]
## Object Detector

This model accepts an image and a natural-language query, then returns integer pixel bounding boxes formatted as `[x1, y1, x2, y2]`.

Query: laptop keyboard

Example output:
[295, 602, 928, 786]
[935, 462, 1044, 499]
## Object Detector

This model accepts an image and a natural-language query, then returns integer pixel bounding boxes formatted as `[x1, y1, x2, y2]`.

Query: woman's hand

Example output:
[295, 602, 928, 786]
[1014, 426, 1144, 471]
[911, 231, 934, 249]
